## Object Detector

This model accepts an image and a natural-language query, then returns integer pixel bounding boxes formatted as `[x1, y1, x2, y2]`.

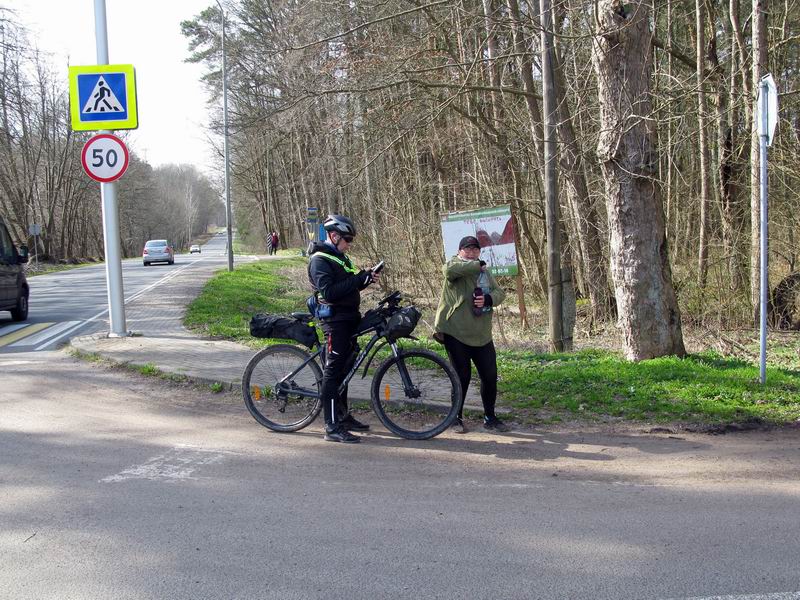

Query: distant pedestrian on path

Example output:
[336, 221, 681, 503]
[434, 235, 509, 434]
[269, 231, 279, 255]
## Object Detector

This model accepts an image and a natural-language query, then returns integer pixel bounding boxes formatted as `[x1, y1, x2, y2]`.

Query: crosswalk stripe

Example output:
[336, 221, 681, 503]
[9, 320, 81, 348]
[0, 322, 32, 337]
[0, 322, 53, 348]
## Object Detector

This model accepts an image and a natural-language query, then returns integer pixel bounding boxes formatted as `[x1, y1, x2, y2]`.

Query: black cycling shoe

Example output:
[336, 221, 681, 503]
[324, 429, 361, 444]
[483, 416, 511, 433]
[341, 415, 370, 432]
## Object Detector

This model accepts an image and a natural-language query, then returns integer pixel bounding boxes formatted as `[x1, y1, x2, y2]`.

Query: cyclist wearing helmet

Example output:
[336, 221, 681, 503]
[308, 214, 381, 443]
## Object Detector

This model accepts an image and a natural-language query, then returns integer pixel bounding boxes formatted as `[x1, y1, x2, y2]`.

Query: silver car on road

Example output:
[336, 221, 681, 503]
[142, 239, 174, 266]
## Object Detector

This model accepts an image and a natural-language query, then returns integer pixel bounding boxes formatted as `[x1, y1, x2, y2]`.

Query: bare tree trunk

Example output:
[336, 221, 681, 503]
[750, 0, 769, 322]
[714, 1, 745, 291]
[696, 0, 711, 288]
[541, 0, 566, 351]
[592, 0, 686, 360]
[552, 16, 615, 323]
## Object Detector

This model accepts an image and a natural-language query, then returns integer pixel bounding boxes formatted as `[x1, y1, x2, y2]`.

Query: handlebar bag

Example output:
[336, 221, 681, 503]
[385, 306, 421, 341]
[356, 308, 384, 335]
[249, 313, 318, 348]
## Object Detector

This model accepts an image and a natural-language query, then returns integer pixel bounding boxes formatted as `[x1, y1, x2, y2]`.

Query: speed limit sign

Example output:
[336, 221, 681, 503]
[81, 133, 130, 182]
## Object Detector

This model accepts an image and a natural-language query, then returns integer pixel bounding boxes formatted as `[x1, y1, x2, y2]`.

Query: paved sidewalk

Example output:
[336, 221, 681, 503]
[69, 257, 488, 411]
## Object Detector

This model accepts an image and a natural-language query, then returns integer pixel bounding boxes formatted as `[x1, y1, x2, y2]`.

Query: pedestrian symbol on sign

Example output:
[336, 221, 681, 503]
[83, 77, 123, 113]
[75, 71, 128, 123]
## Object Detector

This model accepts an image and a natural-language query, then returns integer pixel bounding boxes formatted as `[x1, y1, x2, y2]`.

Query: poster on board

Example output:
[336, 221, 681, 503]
[440, 205, 518, 276]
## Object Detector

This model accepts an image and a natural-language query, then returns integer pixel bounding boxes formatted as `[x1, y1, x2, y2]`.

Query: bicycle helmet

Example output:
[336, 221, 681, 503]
[323, 214, 357, 237]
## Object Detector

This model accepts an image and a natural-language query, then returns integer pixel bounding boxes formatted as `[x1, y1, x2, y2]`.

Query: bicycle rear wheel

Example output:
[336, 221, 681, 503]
[370, 349, 462, 440]
[242, 344, 323, 432]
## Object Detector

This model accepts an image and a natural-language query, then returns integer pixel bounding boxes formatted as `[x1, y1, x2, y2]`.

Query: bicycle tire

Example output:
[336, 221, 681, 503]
[370, 349, 462, 440]
[242, 344, 323, 432]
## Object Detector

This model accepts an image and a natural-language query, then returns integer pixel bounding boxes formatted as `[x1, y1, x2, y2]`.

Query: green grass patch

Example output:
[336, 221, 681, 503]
[497, 348, 800, 425]
[184, 258, 309, 346]
[137, 362, 161, 376]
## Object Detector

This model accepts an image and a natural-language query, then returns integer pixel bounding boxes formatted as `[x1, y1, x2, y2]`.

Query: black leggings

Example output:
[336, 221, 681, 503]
[442, 334, 497, 420]
[319, 319, 359, 431]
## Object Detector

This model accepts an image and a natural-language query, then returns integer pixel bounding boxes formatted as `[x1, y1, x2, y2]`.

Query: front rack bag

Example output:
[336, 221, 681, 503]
[249, 314, 318, 348]
[385, 306, 421, 341]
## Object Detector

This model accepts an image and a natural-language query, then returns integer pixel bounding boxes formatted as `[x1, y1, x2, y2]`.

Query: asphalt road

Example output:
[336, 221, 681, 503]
[2, 351, 799, 600]
[0, 235, 230, 353]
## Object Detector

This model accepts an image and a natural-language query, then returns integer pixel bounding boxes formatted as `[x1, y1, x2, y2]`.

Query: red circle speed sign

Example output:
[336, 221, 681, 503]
[81, 134, 130, 183]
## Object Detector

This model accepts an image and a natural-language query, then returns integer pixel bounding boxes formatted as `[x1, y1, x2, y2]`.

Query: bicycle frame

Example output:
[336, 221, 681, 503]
[274, 332, 418, 401]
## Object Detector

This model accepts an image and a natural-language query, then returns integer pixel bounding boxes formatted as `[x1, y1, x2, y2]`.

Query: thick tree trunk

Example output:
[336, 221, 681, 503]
[592, 0, 686, 360]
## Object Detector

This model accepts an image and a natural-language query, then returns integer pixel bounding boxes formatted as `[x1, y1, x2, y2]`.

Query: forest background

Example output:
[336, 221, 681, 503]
[2, 0, 799, 360]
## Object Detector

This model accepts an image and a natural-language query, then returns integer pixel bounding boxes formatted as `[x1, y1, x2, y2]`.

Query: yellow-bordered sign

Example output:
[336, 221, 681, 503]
[69, 64, 138, 131]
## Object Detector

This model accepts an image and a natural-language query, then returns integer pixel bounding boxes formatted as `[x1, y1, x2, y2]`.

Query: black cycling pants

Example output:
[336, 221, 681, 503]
[442, 334, 498, 420]
[319, 318, 359, 431]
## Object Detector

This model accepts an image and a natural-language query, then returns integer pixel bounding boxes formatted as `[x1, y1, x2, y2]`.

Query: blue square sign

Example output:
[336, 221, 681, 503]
[69, 64, 138, 131]
[77, 73, 128, 121]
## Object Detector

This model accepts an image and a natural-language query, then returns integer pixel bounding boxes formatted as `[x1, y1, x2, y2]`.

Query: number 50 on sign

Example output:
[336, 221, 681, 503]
[81, 133, 129, 183]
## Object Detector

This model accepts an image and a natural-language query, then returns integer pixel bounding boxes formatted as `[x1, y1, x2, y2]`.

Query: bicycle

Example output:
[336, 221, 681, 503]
[242, 291, 462, 440]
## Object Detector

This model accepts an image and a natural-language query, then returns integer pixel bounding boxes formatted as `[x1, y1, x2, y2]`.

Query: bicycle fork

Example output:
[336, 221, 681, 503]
[391, 343, 421, 399]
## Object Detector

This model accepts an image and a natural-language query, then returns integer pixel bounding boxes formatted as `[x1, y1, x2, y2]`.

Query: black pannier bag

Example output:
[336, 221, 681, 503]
[385, 306, 421, 341]
[249, 314, 318, 348]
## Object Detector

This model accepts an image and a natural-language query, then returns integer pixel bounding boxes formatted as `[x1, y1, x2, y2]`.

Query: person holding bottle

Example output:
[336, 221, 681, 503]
[434, 235, 509, 433]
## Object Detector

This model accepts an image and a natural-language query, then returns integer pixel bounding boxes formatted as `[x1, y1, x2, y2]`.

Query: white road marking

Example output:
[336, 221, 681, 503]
[9, 320, 80, 347]
[35, 258, 204, 351]
[101, 445, 238, 483]
[666, 593, 800, 599]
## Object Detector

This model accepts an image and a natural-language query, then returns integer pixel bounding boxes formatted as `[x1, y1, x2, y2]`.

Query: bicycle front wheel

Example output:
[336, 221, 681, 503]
[242, 344, 323, 432]
[370, 349, 462, 440]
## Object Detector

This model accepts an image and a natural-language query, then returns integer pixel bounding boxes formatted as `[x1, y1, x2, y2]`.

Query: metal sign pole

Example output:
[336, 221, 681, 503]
[215, 0, 234, 272]
[94, 0, 128, 337]
[758, 78, 769, 384]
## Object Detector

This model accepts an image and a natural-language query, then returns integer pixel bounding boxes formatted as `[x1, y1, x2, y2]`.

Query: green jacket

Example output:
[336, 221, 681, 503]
[434, 256, 506, 347]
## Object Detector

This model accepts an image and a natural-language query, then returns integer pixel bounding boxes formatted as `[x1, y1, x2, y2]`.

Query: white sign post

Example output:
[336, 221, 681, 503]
[757, 74, 778, 384]
[92, 0, 129, 338]
[28, 223, 41, 268]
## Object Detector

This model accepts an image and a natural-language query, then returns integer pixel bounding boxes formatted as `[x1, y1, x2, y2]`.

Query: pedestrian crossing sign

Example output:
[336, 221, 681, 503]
[69, 64, 138, 131]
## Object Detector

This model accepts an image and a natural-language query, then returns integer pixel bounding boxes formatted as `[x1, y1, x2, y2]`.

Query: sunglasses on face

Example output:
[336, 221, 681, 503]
[341, 235, 354, 243]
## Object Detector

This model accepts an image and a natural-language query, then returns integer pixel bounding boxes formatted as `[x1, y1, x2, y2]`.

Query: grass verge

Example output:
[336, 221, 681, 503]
[496, 349, 800, 426]
[183, 258, 308, 346]
[184, 259, 800, 427]
[26, 261, 101, 277]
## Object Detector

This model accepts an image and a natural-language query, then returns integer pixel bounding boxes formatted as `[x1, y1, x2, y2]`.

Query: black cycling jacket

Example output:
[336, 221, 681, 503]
[307, 241, 372, 321]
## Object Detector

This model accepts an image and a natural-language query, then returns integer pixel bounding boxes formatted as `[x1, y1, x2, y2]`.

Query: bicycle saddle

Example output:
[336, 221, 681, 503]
[291, 312, 313, 322]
